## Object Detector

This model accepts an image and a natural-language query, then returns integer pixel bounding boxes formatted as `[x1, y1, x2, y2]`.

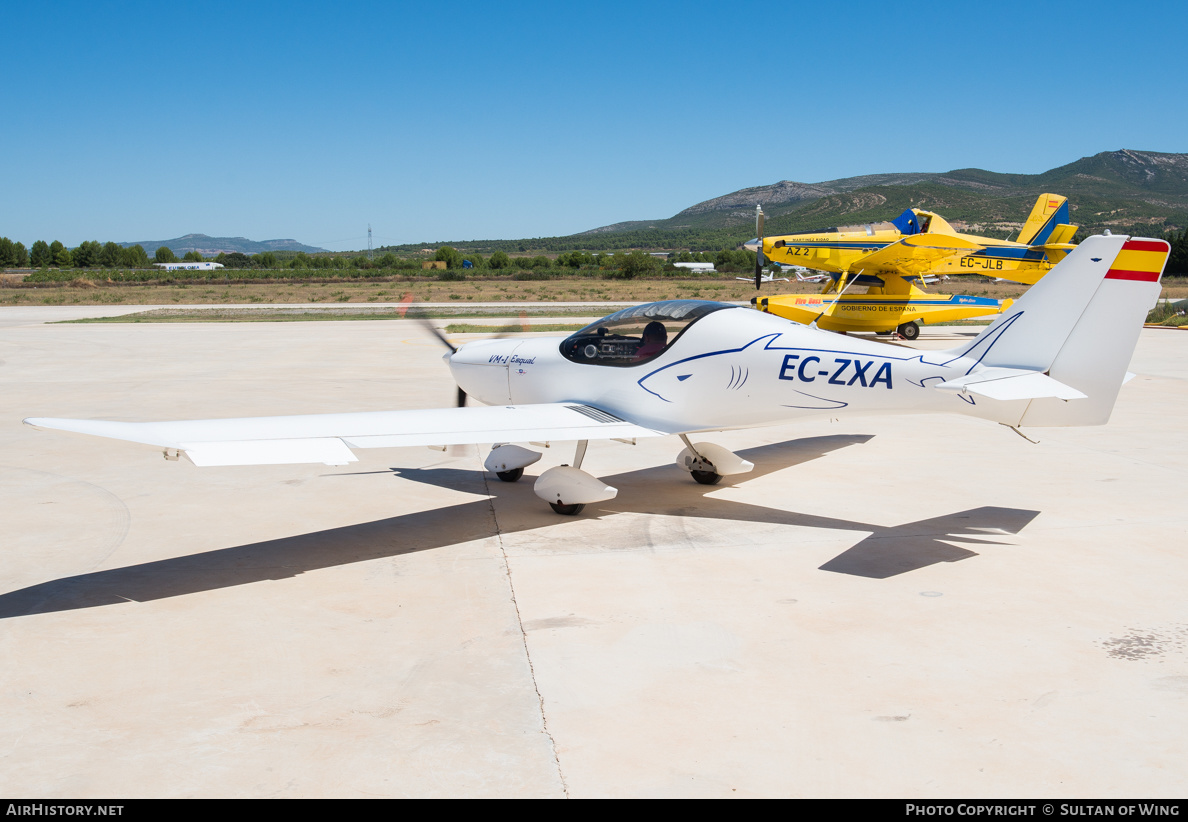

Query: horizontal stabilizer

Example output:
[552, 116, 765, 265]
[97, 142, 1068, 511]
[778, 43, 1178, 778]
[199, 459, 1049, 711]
[1046, 224, 1078, 245]
[935, 368, 1087, 401]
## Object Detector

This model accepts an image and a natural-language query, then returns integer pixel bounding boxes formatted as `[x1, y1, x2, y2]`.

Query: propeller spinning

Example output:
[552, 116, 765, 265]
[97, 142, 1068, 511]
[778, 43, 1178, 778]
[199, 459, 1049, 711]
[423, 323, 468, 407]
[397, 292, 468, 407]
[399, 293, 532, 409]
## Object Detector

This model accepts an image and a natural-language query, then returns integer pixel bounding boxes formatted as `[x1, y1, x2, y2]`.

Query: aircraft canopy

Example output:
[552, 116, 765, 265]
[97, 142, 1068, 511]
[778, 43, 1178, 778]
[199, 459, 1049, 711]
[561, 300, 736, 367]
[891, 208, 922, 236]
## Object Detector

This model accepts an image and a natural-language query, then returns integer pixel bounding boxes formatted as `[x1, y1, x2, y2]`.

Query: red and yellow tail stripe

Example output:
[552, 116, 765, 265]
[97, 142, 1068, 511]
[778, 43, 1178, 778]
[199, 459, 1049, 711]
[1106, 239, 1170, 283]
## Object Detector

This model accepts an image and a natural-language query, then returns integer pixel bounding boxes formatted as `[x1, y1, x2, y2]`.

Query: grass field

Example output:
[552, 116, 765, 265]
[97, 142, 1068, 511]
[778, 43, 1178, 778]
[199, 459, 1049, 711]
[1, 276, 1038, 306]
[5, 275, 1186, 309]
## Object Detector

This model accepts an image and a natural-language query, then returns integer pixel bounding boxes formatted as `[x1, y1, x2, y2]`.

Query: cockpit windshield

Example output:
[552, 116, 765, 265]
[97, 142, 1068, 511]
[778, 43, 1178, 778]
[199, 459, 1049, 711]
[560, 300, 736, 367]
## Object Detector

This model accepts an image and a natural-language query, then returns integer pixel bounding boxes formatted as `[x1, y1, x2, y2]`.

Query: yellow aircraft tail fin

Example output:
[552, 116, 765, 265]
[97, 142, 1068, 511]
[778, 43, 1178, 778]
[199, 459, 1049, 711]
[1017, 194, 1070, 245]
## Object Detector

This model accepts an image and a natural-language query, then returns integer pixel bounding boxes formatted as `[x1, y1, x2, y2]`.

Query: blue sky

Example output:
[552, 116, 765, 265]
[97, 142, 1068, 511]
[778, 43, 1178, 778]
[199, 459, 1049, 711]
[4, 0, 1186, 251]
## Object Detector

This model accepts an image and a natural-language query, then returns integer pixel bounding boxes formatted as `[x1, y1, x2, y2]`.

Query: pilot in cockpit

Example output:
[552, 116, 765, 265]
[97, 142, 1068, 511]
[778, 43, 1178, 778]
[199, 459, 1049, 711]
[634, 321, 668, 361]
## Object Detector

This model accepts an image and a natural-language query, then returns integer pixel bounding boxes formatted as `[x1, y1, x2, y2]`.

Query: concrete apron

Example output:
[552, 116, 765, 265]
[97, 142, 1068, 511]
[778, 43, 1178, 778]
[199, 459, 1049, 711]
[0, 313, 1185, 797]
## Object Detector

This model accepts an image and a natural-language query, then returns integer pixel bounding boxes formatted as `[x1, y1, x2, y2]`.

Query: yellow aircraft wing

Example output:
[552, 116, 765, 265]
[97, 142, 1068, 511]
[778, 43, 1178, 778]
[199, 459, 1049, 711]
[848, 233, 985, 276]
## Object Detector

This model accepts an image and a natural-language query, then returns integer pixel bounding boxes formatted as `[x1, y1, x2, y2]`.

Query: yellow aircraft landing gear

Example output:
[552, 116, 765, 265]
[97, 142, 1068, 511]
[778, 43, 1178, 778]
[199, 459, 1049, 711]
[897, 322, 920, 341]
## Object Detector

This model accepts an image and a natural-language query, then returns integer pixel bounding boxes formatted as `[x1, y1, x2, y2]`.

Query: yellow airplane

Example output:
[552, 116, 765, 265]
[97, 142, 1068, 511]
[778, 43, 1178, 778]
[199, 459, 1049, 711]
[744, 195, 1074, 338]
[760, 193, 1078, 285]
[752, 286, 1011, 340]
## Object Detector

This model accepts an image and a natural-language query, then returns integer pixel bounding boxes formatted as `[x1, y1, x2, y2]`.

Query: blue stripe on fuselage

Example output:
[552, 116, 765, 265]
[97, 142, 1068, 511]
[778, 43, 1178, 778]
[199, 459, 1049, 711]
[968, 246, 1047, 262]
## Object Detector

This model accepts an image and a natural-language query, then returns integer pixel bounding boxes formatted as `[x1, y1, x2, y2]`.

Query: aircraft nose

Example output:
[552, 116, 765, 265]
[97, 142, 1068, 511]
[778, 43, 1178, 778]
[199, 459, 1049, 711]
[447, 339, 518, 405]
[449, 338, 514, 367]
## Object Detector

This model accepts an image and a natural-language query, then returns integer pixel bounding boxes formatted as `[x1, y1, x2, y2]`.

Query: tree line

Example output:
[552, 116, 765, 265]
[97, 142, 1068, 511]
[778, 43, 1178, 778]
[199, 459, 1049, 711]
[6, 227, 1182, 276]
[1164, 227, 1188, 274]
[432, 246, 757, 275]
[0, 239, 166, 269]
[1, 235, 760, 279]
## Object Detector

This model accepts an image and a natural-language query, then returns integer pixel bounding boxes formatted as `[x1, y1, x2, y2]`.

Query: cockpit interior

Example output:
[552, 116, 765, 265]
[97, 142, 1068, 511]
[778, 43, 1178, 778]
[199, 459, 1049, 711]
[560, 300, 736, 367]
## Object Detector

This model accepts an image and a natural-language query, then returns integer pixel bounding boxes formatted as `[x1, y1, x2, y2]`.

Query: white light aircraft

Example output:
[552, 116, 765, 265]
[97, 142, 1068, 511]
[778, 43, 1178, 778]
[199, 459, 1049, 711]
[25, 234, 1169, 515]
[736, 270, 791, 284]
[794, 270, 831, 284]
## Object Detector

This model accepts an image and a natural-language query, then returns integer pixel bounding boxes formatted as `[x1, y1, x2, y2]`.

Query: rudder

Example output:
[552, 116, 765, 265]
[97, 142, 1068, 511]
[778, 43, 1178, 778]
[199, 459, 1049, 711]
[964, 234, 1131, 373]
[1017, 193, 1069, 246]
[1018, 237, 1168, 426]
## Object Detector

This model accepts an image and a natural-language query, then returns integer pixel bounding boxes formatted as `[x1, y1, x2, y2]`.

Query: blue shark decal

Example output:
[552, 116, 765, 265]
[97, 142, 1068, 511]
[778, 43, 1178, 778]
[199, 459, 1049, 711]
[947, 312, 1024, 375]
[637, 334, 780, 402]
[728, 365, 749, 390]
[636, 321, 1025, 407]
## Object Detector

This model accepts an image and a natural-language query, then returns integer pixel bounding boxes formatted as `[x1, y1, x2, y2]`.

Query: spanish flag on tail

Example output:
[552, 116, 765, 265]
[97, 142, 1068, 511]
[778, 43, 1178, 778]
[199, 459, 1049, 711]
[1017, 193, 1072, 246]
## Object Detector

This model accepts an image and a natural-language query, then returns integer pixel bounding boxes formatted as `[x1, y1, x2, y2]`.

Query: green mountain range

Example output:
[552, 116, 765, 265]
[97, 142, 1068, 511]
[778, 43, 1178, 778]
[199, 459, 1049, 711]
[130, 151, 1188, 259]
[383, 149, 1188, 254]
[120, 234, 327, 256]
[618, 148, 1188, 240]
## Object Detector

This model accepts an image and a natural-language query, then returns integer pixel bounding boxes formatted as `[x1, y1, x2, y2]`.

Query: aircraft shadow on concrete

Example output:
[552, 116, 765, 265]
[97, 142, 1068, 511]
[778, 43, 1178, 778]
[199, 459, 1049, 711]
[0, 435, 1039, 619]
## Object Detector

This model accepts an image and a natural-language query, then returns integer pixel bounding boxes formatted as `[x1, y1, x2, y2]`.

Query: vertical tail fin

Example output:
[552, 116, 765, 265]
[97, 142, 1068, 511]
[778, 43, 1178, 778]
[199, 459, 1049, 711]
[1017, 193, 1070, 245]
[954, 234, 1168, 427]
[1019, 236, 1168, 426]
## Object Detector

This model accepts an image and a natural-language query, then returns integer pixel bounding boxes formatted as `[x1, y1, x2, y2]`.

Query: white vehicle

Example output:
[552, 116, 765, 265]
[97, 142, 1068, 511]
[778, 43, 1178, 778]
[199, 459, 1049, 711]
[26, 234, 1169, 515]
[152, 262, 225, 271]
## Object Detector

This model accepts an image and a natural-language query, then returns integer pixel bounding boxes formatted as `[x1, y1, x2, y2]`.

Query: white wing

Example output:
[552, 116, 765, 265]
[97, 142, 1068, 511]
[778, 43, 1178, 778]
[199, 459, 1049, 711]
[25, 404, 665, 467]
